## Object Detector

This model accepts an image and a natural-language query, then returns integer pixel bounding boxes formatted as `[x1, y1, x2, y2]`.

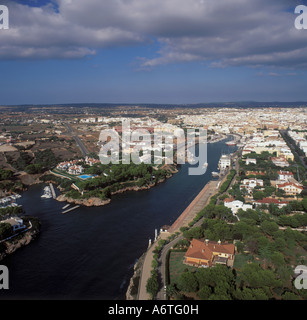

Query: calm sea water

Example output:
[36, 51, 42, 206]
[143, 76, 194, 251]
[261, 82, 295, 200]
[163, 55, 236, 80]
[0, 140, 235, 300]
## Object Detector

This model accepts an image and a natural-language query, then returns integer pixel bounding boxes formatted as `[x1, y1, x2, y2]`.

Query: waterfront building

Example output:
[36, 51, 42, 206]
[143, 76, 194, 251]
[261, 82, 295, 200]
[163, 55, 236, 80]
[0, 217, 26, 232]
[218, 155, 231, 170]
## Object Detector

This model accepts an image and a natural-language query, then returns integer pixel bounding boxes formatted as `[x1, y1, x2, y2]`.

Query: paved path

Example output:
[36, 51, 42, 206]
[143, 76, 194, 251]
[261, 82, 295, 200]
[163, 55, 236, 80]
[167, 180, 220, 233]
[138, 232, 169, 300]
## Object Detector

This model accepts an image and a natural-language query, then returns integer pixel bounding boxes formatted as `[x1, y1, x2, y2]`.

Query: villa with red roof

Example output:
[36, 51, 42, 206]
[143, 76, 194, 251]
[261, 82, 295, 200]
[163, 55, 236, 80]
[184, 239, 235, 268]
[276, 181, 303, 195]
[253, 197, 289, 208]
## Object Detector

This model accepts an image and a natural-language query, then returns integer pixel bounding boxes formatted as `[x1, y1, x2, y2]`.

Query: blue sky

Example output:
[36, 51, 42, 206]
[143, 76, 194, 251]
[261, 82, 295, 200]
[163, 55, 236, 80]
[1, 0, 307, 105]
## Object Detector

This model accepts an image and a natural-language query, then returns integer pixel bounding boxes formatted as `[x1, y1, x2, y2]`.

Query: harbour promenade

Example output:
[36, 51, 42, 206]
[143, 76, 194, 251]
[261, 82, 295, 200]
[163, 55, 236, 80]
[137, 178, 221, 300]
[167, 180, 219, 233]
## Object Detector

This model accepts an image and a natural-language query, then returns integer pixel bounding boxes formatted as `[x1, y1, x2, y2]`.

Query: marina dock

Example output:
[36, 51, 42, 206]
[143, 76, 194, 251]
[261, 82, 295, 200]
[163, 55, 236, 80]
[62, 205, 80, 214]
[49, 183, 56, 199]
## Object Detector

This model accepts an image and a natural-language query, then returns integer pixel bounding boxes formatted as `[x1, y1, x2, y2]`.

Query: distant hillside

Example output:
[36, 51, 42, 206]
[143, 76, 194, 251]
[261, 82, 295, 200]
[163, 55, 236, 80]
[1, 101, 307, 113]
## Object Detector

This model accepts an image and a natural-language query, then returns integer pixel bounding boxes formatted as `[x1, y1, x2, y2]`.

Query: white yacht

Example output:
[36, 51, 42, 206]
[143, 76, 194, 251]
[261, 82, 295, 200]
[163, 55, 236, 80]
[41, 186, 52, 199]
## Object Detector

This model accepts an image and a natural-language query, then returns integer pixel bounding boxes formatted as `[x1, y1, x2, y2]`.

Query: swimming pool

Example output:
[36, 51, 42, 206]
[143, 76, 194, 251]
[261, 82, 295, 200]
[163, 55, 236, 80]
[78, 174, 94, 180]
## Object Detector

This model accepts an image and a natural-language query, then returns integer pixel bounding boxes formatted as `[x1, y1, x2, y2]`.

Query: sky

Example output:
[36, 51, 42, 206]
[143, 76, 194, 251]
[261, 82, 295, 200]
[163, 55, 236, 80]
[0, 0, 307, 105]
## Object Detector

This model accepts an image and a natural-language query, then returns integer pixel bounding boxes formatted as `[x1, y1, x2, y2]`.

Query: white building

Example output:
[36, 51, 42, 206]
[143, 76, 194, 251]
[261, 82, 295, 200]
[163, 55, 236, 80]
[246, 158, 257, 165]
[68, 165, 84, 175]
[0, 217, 26, 233]
[224, 198, 253, 214]
[276, 182, 303, 195]
[218, 155, 231, 170]
[240, 178, 264, 195]
[278, 170, 294, 181]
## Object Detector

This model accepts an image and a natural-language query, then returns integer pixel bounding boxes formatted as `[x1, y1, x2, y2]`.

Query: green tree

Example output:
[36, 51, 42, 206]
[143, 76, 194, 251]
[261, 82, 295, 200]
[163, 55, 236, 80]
[253, 191, 265, 201]
[176, 271, 198, 292]
[146, 271, 159, 299]
[260, 220, 279, 236]
[183, 226, 204, 240]
[270, 252, 285, 268]
[235, 241, 244, 253]
[0, 169, 13, 180]
[282, 292, 301, 300]
[197, 285, 212, 300]
[241, 263, 281, 289]
[0, 223, 12, 240]
[25, 164, 43, 174]
[301, 197, 307, 212]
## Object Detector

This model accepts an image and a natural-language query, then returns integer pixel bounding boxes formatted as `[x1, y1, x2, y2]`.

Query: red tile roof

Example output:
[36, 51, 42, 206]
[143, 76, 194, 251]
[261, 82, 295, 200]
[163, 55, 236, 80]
[255, 197, 289, 205]
[277, 182, 303, 190]
[185, 239, 235, 262]
[277, 171, 293, 176]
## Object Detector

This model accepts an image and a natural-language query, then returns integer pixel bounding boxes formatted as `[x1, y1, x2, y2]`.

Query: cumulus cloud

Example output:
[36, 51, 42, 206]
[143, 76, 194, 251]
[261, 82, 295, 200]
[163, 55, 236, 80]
[1, 0, 307, 69]
[0, 0, 144, 59]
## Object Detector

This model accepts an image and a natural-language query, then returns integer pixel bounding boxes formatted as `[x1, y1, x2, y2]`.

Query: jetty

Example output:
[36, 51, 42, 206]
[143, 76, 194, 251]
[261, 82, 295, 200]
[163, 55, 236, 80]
[62, 205, 80, 214]
[49, 183, 56, 199]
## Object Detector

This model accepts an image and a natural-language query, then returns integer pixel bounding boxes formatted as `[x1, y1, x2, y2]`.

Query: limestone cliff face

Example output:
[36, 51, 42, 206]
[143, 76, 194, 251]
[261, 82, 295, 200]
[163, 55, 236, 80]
[0, 229, 39, 262]
[19, 173, 42, 186]
[56, 194, 111, 207]
[56, 180, 167, 207]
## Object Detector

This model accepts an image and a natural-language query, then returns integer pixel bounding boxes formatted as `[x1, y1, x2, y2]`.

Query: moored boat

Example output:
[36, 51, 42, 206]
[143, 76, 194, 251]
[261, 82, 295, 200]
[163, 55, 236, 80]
[41, 186, 52, 199]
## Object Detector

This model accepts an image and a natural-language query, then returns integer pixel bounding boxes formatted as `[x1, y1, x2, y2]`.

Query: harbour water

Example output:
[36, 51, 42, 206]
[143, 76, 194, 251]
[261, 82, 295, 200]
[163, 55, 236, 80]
[0, 139, 236, 300]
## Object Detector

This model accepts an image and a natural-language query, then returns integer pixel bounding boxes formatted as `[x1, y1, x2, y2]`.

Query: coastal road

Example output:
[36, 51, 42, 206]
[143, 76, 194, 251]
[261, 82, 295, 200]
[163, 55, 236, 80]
[155, 177, 226, 300]
[64, 123, 89, 156]
[137, 176, 223, 300]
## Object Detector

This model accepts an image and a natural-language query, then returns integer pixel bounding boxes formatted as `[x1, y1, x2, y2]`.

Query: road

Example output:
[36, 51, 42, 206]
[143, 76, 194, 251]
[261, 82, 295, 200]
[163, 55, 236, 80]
[64, 123, 89, 156]
[137, 175, 225, 300]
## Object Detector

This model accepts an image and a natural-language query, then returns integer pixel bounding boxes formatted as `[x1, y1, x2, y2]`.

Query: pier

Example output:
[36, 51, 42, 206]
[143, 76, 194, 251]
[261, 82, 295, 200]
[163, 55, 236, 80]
[49, 183, 56, 199]
[62, 205, 80, 214]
